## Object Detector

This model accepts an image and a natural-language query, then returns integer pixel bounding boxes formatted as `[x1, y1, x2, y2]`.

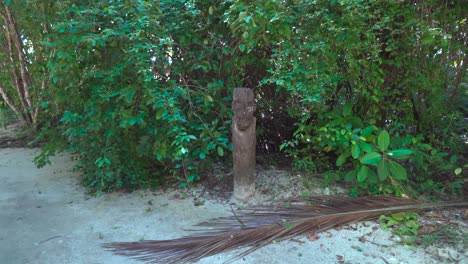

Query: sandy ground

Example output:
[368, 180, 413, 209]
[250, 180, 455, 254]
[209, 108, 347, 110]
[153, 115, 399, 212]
[0, 148, 466, 264]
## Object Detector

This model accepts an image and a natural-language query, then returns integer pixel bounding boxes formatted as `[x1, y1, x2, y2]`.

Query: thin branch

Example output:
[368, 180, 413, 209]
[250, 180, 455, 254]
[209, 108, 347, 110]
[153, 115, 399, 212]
[1, 11, 30, 123]
[230, 205, 247, 229]
[33, 80, 47, 123]
[4, 4, 33, 110]
[38, 235, 63, 245]
[0, 84, 23, 122]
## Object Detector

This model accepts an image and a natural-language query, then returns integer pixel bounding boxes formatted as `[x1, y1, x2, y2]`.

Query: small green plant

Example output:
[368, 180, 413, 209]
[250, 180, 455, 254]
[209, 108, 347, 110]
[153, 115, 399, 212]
[323, 117, 414, 195]
[379, 212, 421, 244]
[380, 213, 465, 247]
[353, 130, 412, 191]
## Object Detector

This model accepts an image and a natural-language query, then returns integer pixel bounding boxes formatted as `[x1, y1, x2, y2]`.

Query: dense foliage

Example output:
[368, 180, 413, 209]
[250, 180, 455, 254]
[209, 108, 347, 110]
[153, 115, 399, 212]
[35, 1, 237, 192]
[0, 0, 54, 126]
[1, 0, 466, 196]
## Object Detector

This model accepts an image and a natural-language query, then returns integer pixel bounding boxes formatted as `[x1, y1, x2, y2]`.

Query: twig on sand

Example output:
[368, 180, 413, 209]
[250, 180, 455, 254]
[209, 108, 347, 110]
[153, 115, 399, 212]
[38, 235, 63, 245]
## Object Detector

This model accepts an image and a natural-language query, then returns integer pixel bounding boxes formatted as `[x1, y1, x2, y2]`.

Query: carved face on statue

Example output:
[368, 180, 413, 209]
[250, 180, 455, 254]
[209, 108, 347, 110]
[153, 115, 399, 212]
[232, 88, 255, 131]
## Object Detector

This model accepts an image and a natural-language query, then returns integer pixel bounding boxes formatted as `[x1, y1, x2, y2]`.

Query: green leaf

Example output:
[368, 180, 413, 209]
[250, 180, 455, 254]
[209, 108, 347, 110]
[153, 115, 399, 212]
[358, 142, 374, 153]
[450, 155, 457, 164]
[344, 170, 356, 182]
[351, 144, 361, 159]
[129, 118, 137, 126]
[208, 6, 214, 15]
[378, 130, 390, 151]
[387, 219, 398, 226]
[357, 166, 369, 182]
[405, 220, 420, 230]
[348, 116, 362, 128]
[239, 44, 246, 52]
[389, 161, 408, 180]
[361, 126, 374, 137]
[217, 146, 224, 157]
[377, 159, 390, 181]
[199, 152, 206, 159]
[279, 143, 287, 151]
[6, 0, 11, 6]
[41, 102, 50, 109]
[421, 35, 434, 45]
[367, 169, 378, 184]
[360, 152, 382, 165]
[441, 39, 448, 48]
[454, 168, 462, 175]
[155, 109, 164, 120]
[336, 153, 347, 167]
[95, 157, 111, 168]
[188, 173, 199, 182]
[343, 103, 352, 117]
[391, 212, 405, 221]
[388, 149, 413, 157]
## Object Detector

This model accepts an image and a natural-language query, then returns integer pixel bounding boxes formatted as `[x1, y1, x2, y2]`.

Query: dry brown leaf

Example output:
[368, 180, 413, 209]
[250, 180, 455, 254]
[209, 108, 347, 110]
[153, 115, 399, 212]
[418, 224, 437, 235]
[104, 196, 467, 264]
[308, 233, 320, 241]
[426, 211, 447, 220]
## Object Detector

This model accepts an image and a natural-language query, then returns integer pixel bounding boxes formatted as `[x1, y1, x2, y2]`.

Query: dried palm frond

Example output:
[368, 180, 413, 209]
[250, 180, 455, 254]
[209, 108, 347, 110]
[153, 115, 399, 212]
[103, 196, 467, 264]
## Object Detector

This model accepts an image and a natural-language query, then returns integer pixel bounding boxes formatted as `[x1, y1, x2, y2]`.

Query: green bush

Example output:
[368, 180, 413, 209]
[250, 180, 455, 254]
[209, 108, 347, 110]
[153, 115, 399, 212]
[35, 1, 237, 193]
[265, 0, 466, 196]
[29, 0, 466, 196]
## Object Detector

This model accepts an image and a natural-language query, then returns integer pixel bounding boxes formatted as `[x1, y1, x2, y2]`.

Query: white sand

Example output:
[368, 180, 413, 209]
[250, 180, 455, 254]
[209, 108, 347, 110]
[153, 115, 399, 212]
[0, 148, 465, 264]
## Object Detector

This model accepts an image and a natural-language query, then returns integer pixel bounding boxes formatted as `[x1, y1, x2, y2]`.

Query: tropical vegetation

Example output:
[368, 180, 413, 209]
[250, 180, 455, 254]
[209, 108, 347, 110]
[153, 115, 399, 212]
[0, 0, 466, 196]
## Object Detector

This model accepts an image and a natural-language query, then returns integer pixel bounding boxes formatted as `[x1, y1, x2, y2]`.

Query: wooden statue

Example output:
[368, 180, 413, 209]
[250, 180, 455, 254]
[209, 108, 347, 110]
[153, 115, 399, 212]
[232, 88, 256, 201]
